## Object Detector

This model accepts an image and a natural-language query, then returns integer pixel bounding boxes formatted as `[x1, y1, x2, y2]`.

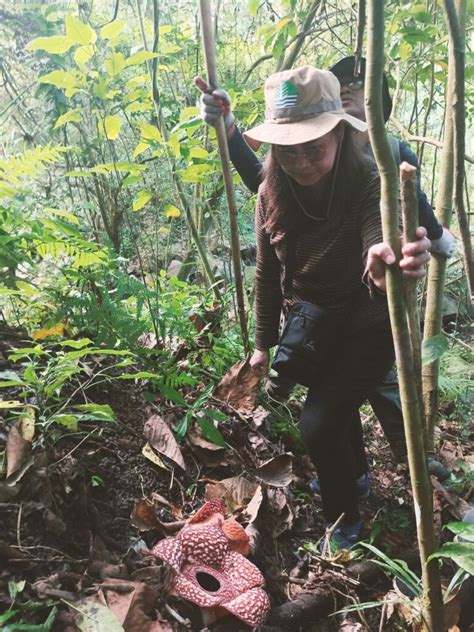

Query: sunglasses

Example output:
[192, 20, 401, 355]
[339, 78, 364, 90]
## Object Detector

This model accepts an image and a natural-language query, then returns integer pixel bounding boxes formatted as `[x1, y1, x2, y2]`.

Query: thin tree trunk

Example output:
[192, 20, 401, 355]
[443, 0, 472, 300]
[136, 0, 220, 300]
[279, 1, 321, 71]
[198, 0, 250, 356]
[353, 0, 366, 75]
[422, 0, 466, 451]
[365, 2, 444, 630]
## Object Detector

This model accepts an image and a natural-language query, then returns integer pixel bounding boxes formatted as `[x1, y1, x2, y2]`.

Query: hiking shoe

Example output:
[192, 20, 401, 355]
[310, 472, 371, 499]
[320, 519, 363, 553]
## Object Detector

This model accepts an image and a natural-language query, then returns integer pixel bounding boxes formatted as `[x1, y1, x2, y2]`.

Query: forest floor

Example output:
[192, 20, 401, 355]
[1, 329, 473, 631]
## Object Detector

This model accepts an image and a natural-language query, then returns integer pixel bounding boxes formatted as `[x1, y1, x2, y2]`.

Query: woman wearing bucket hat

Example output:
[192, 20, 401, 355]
[195, 55, 455, 482]
[241, 66, 430, 550]
[195, 57, 454, 259]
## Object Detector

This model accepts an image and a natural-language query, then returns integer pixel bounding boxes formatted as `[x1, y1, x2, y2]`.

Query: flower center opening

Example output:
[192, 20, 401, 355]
[196, 571, 221, 592]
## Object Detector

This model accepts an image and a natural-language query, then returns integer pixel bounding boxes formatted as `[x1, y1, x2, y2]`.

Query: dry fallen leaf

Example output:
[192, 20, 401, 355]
[244, 484, 264, 523]
[213, 359, 261, 412]
[142, 443, 168, 470]
[101, 579, 160, 632]
[19, 406, 36, 442]
[205, 476, 259, 513]
[131, 498, 159, 531]
[143, 415, 186, 471]
[6, 425, 30, 478]
[255, 453, 293, 487]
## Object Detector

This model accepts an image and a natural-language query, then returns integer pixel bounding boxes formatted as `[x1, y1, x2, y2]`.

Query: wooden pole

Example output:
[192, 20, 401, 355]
[400, 162, 424, 427]
[365, 2, 444, 630]
[198, 0, 250, 355]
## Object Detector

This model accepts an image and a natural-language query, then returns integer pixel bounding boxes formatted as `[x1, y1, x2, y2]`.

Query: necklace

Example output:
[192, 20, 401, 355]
[286, 138, 342, 222]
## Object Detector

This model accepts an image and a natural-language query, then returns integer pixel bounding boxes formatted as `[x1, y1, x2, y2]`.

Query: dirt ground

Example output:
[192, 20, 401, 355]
[1, 335, 473, 631]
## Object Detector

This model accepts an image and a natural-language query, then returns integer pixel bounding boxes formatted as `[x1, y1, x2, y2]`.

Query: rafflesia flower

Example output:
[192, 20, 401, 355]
[151, 499, 270, 627]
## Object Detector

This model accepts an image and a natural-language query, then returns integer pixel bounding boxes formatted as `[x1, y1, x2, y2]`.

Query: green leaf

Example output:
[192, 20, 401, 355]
[399, 40, 412, 62]
[101, 20, 126, 40]
[198, 416, 226, 447]
[65, 15, 97, 46]
[429, 542, 474, 574]
[249, 0, 260, 16]
[3, 606, 57, 631]
[132, 142, 150, 159]
[74, 45, 95, 68]
[0, 610, 19, 625]
[51, 414, 78, 431]
[190, 147, 209, 159]
[72, 251, 107, 268]
[39, 70, 78, 89]
[118, 371, 160, 379]
[27, 35, 74, 54]
[45, 208, 80, 225]
[74, 403, 114, 416]
[175, 412, 190, 441]
[132, 190, 153, 211]
[126, 101, 152, 114]
[164, 204, 180, 218]
[138, 122, 162, 142]
[54, 109, 82, 129]
[446, 522, 474, 541]
[101, 114, 122, 140]
[9, 579, 26, 600]
[58, 338, 94, 349]
[0, 370, 22, 381]
[422, 334, 449, 364]
[125, 51, 158, 66]
[105, 52, 126, 76]
[179, 106, 200, 123]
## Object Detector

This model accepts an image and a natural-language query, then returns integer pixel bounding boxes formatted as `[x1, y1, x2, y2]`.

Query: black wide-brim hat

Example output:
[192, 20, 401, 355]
[330, 56, 393, 123]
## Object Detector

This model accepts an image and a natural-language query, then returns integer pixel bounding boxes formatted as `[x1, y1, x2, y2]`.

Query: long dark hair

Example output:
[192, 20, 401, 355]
[261, 124, 373, 233]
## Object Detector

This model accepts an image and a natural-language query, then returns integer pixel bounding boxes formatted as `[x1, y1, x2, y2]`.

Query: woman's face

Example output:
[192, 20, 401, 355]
[274, 128, 341, 187]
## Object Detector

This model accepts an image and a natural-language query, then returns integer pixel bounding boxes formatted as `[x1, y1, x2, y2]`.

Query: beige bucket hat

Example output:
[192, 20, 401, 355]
[244, 66, 367, 146]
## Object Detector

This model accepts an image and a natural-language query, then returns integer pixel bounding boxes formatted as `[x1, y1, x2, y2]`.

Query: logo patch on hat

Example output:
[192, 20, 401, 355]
[274, 80, 298, 109]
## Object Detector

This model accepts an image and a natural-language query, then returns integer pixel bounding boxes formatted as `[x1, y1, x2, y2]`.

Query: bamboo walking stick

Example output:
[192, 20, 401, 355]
[198, 0, 250, 356]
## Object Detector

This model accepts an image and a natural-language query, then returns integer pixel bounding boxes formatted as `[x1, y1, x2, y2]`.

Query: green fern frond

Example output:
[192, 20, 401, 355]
[0, 144, 66, 199]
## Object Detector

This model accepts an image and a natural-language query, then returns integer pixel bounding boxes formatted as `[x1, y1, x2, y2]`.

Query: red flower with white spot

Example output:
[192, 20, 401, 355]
[151, 501, 269, 627]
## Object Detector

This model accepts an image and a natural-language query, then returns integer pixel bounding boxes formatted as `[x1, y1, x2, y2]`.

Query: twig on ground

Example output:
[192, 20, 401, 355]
[164, 602, 191, 626]
[52, 428, 98, 466]
[16, 502, 23, 549]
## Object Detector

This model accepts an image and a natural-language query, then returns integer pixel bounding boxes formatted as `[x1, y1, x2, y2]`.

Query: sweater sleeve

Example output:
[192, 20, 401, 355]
[254, 193, 283, 350]
[228, 128, 263, 194]
[359, 173, 391, 297]
[359, 173, 384, 265]
[399, 141, 443, 240]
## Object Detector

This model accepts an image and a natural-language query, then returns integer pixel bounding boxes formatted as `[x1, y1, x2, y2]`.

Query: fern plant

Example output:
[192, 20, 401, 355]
[0, 144, 65, 199]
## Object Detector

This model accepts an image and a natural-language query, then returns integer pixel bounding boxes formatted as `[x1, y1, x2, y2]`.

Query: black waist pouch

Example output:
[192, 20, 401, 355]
[271, 301, 346, 387]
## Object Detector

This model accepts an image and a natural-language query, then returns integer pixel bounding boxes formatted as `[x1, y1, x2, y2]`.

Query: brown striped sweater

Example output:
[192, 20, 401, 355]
[254, 170, 390, 351]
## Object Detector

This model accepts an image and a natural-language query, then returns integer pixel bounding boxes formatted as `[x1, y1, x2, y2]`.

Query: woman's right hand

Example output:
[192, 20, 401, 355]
[250, 349, 270, 377]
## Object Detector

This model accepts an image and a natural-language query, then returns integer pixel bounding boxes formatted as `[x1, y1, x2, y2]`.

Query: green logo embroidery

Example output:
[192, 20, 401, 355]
[274, 80, 298, 109]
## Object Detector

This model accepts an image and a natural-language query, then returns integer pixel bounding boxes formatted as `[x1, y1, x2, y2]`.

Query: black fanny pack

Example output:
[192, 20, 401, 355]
[270, 232, 348, 387]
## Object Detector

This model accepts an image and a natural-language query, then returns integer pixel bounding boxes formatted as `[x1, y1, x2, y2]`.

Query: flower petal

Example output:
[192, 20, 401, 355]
[223, 587, 270, 627]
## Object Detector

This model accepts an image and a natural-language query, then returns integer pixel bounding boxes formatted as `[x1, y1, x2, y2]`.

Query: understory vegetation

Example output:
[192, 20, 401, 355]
[0, 1, 472, 630]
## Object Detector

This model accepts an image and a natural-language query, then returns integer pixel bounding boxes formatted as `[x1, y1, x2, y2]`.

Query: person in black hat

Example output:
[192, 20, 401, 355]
[195, 56, 454, 489]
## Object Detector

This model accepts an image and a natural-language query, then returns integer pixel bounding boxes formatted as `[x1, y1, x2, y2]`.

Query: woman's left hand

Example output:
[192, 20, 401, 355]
[367, 227, 431, 293]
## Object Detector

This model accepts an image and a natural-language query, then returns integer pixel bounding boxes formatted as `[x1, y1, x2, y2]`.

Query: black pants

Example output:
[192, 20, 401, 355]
[299, 323, 395, 524]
